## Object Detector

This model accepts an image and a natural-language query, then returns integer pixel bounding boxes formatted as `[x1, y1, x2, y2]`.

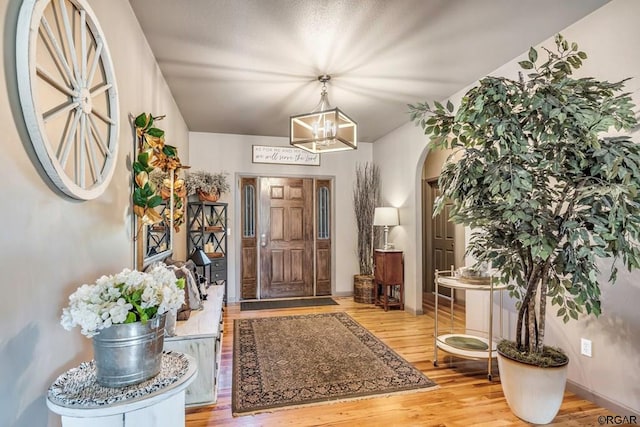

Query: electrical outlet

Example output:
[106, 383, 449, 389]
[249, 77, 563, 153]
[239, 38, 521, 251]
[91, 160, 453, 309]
[581, 338, 592, 357]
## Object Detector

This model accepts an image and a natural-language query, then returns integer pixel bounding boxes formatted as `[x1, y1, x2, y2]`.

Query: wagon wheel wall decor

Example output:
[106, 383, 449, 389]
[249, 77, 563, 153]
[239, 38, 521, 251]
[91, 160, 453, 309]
[17, 0, 119, 200]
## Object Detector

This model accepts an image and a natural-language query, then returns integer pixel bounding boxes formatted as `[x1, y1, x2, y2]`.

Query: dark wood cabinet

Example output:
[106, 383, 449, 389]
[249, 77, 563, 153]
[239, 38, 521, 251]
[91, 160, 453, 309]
[374, 250, 404, 311]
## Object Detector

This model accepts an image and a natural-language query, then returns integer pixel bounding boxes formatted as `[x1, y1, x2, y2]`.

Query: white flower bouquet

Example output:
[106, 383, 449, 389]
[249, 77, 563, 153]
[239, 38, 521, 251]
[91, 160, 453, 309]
[61, 265, 185, 337]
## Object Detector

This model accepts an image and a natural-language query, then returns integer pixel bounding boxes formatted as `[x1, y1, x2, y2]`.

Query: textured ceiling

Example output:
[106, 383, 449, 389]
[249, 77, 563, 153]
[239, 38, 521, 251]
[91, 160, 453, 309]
[129, 0, 608, 142]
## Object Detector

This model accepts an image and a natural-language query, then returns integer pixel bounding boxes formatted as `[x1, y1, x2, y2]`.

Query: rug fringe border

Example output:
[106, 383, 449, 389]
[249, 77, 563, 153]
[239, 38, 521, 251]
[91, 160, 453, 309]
[232, 384, 440, 417]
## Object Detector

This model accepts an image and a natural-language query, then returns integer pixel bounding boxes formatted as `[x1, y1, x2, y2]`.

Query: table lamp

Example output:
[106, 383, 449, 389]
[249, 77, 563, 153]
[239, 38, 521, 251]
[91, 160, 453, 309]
[189, 247, 211, 284]
[373, 207, 399, 250]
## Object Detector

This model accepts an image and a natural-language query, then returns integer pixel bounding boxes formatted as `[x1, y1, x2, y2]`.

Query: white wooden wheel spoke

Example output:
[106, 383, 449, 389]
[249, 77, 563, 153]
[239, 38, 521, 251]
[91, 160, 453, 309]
[58, 109, 81, 168]
[38, 27, 71, 88]
[18, 0, 119, 200]
[88, 114, 110, 157]
[40, 15, 77, 88]
[43, 99, 79, 122]
[76, 112, 85, 186]
[90, 83, 112, 97]
[92, 109, 115, 125]
[36, 64, 77, 97]
[58, 0, 80, 83]
[80, 9, 87, 83]
[84, 117, 100, 184]
[86, 41, 103, 86]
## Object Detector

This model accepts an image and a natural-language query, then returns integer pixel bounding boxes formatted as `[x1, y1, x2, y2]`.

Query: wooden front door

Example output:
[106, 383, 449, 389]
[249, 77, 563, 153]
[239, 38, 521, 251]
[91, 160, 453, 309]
[424, 179, 454, 299]
[259, 177, 314, 298]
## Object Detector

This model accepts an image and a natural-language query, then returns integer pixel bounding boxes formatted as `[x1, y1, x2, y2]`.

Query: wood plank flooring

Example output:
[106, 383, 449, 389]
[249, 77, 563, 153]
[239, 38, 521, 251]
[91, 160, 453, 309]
[186, 297, 617, 426]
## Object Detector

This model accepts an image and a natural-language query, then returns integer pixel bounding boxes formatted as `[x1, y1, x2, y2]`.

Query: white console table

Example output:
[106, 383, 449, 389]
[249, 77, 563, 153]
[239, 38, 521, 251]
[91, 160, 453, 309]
[164, 284, 225, 406]
[47, 352, 197, 427]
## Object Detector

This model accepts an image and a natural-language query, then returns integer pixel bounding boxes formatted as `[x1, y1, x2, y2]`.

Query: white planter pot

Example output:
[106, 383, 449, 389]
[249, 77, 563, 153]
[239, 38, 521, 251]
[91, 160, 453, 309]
[497, 352, 568, 424]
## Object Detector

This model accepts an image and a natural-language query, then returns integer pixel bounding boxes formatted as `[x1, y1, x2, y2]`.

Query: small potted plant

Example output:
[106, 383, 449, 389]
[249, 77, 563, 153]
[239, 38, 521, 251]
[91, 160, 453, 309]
[61, 264, 185, 387]
[185, 170, 230, 202]
[409, 34, 639, 424]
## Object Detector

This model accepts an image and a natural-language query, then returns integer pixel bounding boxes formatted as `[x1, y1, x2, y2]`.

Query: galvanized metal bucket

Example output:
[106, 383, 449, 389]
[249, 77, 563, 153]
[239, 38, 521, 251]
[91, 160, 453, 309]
[92, 313, 166, 387]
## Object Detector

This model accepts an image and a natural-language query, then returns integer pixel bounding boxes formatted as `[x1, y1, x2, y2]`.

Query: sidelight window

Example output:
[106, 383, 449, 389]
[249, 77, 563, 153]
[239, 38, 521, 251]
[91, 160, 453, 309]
[318, 187, 330, 239]
[243, 184, 255, 238]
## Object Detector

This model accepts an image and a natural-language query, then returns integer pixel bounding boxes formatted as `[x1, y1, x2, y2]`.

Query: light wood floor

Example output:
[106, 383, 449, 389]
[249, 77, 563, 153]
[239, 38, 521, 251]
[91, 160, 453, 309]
[186, 297, 615, 426]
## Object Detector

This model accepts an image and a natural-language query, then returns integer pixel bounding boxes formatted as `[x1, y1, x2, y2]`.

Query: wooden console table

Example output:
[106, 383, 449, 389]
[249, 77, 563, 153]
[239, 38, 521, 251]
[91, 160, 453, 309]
[164, 284, 225, 406]
[374, 250, 404, 311]
[47, 352, 197, 427]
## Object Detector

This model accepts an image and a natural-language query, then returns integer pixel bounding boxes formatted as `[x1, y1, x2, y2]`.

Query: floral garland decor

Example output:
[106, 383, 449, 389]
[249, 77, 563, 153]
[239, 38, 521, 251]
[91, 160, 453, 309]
[133, 113, 186, 232]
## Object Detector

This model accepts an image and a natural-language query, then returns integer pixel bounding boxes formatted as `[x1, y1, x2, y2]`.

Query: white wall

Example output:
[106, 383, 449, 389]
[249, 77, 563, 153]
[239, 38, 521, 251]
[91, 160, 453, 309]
[0, 1, 188, 426]
[373, 125, 433, 313]
[189, 132, 372, 301]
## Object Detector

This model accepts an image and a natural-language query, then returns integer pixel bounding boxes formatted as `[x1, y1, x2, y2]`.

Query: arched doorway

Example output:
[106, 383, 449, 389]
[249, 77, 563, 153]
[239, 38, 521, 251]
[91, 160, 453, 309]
[420, 149, 465, 311]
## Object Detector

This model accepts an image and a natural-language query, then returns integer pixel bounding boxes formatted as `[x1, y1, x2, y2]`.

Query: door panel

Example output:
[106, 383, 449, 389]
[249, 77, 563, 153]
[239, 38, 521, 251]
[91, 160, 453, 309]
[260, 177, 314, 298]
[271, 208, 285, 240]
[290, 207, 303, 240]
[425, 180, 454, 299]
[291, 250, 303, 281]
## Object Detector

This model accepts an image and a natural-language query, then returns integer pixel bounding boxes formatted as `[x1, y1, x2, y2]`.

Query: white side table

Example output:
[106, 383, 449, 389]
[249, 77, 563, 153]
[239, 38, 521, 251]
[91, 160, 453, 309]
[434, 269, 506, 380]
[47, 352, 197, 427]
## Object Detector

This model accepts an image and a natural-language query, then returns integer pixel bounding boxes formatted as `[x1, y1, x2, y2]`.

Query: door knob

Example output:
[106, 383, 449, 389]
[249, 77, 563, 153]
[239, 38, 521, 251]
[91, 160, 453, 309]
[260, 233, 267, 247]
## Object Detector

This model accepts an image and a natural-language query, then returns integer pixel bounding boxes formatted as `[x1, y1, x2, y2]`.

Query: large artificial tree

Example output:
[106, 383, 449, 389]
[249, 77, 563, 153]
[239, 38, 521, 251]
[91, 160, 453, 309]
[410, 34, 639, 363]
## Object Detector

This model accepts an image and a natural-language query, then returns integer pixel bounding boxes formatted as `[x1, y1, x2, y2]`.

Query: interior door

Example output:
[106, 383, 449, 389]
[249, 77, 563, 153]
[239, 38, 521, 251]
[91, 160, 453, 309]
[425, 179, 454, 298]
[259, 177, 314, 298]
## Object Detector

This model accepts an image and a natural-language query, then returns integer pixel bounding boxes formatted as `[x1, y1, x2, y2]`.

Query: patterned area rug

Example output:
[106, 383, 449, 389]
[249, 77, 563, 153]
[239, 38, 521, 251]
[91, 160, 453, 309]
[233, 312, 437, 415]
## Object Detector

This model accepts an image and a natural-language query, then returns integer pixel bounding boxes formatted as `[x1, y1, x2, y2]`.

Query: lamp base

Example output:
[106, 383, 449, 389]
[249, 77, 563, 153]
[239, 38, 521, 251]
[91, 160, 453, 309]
[382, 226, 392, 250]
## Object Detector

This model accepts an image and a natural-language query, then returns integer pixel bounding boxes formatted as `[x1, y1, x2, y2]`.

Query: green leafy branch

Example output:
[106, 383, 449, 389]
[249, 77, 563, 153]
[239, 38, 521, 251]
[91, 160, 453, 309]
[132, 113, 187, 235]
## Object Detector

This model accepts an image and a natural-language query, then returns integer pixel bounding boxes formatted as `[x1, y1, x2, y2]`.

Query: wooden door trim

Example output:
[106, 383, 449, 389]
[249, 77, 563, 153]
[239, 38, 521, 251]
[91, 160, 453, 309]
[423, 178, 435, 304]
[240, 177, 258, 299]
[239, 175, 333, 300]
[315, 179, 332, 296]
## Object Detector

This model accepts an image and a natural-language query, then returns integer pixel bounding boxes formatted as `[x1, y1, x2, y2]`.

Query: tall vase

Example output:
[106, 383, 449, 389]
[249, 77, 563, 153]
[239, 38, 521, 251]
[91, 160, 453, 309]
[92, 313, 166, 387]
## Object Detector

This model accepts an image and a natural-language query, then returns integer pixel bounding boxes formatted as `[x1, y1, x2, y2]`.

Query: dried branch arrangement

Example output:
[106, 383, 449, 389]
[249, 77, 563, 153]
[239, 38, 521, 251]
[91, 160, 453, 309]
[353, 162, 380, 275]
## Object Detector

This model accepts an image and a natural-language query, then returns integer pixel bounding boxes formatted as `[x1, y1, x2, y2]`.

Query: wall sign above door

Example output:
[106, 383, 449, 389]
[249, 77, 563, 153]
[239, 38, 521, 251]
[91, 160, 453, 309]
[252, 145, 320, 166]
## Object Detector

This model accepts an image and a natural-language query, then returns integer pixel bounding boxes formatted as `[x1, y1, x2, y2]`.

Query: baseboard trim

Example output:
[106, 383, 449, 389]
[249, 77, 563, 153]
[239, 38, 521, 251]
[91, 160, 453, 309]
[566, 379, 639, 416]
[333, 291, 352, 297]
[406, 306, 423, 315]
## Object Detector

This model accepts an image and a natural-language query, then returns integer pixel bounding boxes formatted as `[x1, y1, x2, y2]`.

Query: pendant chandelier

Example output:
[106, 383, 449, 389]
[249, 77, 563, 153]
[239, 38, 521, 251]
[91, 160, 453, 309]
[289, 75, 357, 153]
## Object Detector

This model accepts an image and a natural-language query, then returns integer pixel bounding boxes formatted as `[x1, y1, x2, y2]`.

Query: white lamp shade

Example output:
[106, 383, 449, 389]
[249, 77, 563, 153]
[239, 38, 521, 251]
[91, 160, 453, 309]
[373, 207, 399, 226]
